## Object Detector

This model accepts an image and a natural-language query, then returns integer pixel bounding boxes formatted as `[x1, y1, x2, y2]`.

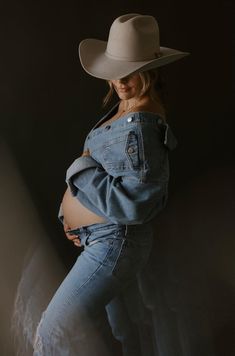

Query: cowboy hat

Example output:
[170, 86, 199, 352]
[78, 13, 190, 80]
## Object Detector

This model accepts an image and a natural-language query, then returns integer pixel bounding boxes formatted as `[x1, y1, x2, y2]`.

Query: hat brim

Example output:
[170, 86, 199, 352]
[79, 39, 190, 80]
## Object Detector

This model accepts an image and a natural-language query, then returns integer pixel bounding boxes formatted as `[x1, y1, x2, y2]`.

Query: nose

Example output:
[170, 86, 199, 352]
[113, 79, 128, 90]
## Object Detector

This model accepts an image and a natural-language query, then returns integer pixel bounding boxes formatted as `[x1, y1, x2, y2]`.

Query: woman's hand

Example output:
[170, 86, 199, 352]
[63, 221, 81, 247]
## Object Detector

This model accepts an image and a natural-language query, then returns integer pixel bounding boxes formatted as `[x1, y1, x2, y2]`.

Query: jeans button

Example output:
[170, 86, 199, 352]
[105, 125, 111, 130]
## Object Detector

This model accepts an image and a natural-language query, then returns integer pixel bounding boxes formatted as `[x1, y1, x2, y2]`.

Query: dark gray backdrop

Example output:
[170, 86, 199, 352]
[1, 1, 234, 355]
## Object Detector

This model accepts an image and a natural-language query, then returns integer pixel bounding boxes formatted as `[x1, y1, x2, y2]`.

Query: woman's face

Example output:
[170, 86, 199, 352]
[110, 73, 143, 100]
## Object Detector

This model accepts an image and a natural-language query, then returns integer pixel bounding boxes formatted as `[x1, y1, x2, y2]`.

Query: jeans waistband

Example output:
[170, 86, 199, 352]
[67, 221, 153, 237]
[67, 222, 126, 237]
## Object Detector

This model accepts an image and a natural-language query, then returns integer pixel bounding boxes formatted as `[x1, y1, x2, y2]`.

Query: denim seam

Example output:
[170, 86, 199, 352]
[73, 233, 124, 292]
[110, 238, 126, 274]
[124, 130, 141, 171]
[137, 122, 146, 183]
[87, 224, 122, 234]
[72, 256, 111, 293]
[85, 226, 125, 245]
[68, 223, 121, 236]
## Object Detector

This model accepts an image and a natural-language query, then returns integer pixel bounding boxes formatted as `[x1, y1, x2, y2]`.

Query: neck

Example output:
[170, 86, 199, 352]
[121, 99, 137, 111]
[120, 95, 151, 111]
[120, 96, 145, 111]
[118, 94, 166, 119]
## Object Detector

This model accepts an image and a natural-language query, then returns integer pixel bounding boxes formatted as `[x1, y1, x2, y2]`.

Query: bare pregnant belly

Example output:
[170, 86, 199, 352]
[61, 188, 107, 229]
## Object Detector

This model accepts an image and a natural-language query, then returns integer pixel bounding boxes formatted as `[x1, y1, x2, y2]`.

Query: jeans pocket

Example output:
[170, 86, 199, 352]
[83, 229, 118, 265]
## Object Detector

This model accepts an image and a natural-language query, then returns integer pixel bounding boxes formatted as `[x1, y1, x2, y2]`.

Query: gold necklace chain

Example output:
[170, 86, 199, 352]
[99, 100, 138, 127]
[114, 100, 137, 119]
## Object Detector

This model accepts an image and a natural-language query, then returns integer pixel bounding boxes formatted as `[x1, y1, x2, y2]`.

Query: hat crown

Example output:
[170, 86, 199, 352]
[106, 14, 161, 61]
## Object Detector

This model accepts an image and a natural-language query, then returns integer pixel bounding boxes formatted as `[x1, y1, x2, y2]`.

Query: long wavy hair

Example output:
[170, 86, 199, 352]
[102, 68, 168, 118]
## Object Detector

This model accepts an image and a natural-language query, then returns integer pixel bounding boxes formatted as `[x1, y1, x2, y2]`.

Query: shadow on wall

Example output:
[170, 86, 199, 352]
[0, 140, 66, 356]
[137, 163, 235, 356]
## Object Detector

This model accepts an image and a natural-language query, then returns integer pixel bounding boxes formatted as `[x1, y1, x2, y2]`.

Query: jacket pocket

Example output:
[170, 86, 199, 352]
[125, 130, 141, 170]
[102, 129, 141, 172]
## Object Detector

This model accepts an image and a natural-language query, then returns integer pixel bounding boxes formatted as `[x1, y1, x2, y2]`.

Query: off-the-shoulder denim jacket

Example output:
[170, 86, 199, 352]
[59, 101, 178, 225]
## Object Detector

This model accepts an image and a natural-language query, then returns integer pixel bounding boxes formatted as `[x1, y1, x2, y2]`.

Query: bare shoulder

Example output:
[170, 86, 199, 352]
[134, 102, 166, 120]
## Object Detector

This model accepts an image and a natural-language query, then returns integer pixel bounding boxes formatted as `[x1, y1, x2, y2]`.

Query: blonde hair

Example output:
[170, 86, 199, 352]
[102, 68, 168, 117]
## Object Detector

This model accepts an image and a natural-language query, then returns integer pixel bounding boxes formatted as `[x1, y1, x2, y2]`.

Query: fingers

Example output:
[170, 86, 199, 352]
[63, 220, 81, 247]
[65, 231, 77, 241]
[64, 229, 81, 247]
[68, 235, 81, 247]
[72, 238, 81, 247]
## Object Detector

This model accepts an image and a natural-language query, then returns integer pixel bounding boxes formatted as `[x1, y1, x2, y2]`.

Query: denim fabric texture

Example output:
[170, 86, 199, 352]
[34, 102, 178, 355]
[34, 221, 154, 356]
[59, 101, 178, 224]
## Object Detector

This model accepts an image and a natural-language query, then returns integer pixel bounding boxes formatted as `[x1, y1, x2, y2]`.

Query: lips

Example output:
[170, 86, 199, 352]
[117, 88, 129, 92]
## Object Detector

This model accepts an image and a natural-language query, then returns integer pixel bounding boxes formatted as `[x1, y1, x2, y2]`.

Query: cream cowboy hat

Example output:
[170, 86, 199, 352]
[78, 13, 190, 80]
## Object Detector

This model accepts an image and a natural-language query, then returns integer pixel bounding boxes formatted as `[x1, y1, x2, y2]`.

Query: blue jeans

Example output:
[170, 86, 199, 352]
[33, 221, 153, 356]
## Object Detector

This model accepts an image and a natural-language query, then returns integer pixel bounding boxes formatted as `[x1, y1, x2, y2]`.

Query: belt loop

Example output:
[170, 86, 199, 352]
[85, 227, 91, 237]
[84, 230, 91, 245]
[82, 226, 88, 235]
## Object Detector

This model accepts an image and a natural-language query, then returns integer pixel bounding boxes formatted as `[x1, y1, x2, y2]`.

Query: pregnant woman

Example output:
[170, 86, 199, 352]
[33, 13, 190, 356]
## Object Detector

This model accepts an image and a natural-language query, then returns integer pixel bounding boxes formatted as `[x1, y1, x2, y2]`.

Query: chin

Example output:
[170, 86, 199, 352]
[117, 92, 133, 100]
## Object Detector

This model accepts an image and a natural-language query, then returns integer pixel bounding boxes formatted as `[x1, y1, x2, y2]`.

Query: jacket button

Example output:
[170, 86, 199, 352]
[127, 147, 135, 153]
[127, 117, 133, 122]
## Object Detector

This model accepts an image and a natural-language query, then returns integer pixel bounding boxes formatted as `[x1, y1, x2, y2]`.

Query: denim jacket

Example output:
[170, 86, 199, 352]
[59, 101, 178, 225]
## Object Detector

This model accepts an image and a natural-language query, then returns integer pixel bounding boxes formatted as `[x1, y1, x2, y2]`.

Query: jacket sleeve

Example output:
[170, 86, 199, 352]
[65, 121, 177, 225]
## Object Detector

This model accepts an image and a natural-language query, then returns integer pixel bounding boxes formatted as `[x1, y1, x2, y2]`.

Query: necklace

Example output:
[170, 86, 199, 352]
[114, 100, 138, 120]
[99, 100, 138, 128]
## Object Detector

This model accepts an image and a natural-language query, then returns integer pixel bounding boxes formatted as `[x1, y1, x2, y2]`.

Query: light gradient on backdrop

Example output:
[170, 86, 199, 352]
[0, 140, 66, 356]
